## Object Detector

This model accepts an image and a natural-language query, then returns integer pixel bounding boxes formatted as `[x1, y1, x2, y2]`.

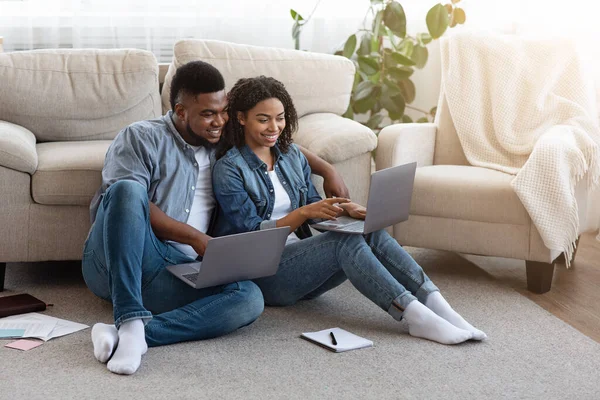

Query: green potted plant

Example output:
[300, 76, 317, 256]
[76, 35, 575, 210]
[291, 1, 466, 131]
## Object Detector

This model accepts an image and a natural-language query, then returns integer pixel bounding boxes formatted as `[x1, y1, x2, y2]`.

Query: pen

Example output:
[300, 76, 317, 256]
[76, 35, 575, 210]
[330, 331, 337, 345]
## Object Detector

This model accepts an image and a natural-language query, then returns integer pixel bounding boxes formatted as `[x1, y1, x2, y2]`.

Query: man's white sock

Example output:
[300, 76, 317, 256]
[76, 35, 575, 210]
[91, 323, 119, 363]
[106, 319, 148, 375]
[425, 291, 487, 340]
[403, 300, 473, 344]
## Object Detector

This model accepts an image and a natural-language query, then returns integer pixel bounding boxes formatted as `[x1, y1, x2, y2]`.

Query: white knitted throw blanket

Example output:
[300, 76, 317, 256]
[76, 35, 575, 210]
[440, 33, 600, 265]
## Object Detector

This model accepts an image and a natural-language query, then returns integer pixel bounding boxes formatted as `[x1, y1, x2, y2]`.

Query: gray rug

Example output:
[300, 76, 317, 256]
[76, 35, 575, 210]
[1, 247, 599, 400]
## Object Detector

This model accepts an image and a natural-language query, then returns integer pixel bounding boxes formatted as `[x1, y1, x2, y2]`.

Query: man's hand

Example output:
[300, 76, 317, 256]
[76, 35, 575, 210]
[190, 231, 212, 257]
[322, 168, 350, 198]
[341, 202, 367, 220]
[299, 197, 350, 220]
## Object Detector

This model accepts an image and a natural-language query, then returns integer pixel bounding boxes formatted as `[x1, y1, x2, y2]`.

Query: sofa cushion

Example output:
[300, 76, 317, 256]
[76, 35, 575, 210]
[32, 141, 110, 206]
[411, 165, 530, 225]
[161, 39, 355, 118]
[0, 49, 160, 142]
[295, 113, 377, 164]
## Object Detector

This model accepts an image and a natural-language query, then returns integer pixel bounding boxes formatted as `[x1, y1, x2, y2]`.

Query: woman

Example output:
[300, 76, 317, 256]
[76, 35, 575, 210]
[212, 76, 486, 345]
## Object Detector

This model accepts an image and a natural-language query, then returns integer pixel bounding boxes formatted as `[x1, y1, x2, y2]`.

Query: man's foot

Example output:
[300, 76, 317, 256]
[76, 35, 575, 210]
[106, 319, 148, 375]
[425, 291, 487, 340]
[403, 300, 473, 344]
[91, 323, 118, 363]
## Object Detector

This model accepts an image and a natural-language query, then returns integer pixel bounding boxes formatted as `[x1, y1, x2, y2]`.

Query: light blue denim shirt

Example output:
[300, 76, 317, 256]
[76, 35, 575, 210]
[90, 111, 215, 227]
[212, 143, 322, 238]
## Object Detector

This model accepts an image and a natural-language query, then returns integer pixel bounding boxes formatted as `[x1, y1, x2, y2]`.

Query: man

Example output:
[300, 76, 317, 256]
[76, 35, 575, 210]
[83, 60, 350, 375]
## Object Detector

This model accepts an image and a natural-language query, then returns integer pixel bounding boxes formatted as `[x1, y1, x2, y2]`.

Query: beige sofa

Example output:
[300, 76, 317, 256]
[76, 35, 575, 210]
[376, 87, 592, 294]
[0, 41, 377, 291]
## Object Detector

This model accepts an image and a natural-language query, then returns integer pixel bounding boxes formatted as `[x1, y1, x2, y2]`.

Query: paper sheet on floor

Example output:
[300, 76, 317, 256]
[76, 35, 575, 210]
[0, 320, 57, 339]
[0, 313, 88, 341]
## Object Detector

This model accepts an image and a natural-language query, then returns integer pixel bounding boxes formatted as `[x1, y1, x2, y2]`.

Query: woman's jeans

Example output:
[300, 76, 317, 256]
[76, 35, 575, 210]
[82, 180, 264, 347]
[254, 230, 438, 320]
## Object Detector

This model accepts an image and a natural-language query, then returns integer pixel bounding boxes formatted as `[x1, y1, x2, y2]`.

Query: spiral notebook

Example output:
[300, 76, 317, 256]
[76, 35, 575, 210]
[300, 327, 373, 353]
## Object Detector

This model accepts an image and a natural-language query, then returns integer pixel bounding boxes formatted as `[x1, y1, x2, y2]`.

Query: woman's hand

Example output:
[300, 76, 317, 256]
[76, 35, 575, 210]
[299, 197, 350, 220]
[341, 202, 367, 220]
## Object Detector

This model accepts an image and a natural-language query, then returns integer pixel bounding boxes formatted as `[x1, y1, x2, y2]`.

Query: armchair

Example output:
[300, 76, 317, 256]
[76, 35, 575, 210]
[375, 91, 590, 293]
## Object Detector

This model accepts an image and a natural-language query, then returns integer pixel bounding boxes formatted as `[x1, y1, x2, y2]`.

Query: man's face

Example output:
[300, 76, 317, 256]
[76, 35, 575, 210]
[174, 90, 228, 147]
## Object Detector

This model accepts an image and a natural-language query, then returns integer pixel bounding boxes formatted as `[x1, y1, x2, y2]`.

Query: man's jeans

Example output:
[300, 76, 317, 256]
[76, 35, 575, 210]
[254, 230, 438, 320]
[82, 180, 264, 347]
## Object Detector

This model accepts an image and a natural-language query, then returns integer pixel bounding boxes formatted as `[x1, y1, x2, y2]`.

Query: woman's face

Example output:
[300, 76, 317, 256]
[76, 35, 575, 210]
[238, 98, 285, 151]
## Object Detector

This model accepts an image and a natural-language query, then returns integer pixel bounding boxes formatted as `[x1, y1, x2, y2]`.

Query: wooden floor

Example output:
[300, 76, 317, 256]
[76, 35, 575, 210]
[463, 232, 600, 343]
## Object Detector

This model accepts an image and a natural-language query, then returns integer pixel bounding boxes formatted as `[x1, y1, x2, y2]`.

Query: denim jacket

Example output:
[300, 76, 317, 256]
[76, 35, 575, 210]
[212, 143, 322, 238]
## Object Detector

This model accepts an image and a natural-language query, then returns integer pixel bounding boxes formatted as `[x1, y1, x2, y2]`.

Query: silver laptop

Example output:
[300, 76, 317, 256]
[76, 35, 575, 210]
[167, 227, 289, 289]
[311, 162, 417, 235]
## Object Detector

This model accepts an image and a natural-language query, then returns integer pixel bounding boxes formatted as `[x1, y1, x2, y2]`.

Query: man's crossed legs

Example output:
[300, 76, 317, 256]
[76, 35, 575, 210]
[82, 180, 264, 375]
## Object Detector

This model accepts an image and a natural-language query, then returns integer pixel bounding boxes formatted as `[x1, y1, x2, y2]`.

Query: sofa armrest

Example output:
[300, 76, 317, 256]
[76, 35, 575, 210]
[0, 120, 38, 174]
[375, 123, 437, 170]
[295, 113, 377, 164]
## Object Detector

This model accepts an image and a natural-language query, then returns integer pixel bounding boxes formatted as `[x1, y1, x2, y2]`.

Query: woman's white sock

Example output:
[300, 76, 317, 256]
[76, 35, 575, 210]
[425, 291, 487, 340]
[403, 300, 473, 344]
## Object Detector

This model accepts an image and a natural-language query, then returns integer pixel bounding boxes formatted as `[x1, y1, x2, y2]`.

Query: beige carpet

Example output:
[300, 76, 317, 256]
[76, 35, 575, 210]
[1, 247, 599, 400]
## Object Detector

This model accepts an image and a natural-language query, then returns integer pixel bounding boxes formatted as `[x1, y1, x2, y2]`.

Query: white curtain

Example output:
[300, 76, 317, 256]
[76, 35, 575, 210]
[0, 0, 373, 60]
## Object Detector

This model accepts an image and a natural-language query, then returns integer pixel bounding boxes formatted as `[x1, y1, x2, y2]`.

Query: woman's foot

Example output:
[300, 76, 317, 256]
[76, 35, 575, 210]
[106, 319, 148, 375]
[425, 291, 487, 340]
[403, 300, 473, 344]
[91, 323, 118, 363]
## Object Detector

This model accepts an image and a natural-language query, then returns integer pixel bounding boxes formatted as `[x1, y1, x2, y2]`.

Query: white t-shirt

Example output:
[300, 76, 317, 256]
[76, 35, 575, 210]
[171, 146, 215, 258]
[268, 170, 300, 245]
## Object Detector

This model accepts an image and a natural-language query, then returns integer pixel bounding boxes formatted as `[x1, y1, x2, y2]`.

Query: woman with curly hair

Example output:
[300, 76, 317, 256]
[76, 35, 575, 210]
[212, 76, 486, 345]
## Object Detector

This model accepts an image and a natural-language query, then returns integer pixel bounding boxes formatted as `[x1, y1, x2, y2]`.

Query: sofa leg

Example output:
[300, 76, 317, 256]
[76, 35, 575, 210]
[0, 262, 5, 292]
[526, 261, 554, 294]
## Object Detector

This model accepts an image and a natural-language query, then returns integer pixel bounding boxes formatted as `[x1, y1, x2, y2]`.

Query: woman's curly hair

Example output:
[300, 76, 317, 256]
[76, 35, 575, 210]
[217, 76, 298, 159]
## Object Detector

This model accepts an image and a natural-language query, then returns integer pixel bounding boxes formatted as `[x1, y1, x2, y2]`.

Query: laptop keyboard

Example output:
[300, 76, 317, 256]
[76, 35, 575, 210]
[182, 273, 199, 284]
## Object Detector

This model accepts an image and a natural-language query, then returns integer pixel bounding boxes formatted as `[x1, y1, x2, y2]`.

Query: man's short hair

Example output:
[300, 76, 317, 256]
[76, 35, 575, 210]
[169, 61, 225, 110]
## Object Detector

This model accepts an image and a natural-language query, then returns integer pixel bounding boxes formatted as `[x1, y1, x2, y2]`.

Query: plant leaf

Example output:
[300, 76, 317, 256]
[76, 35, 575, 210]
[366, 113, 384, 129]
[412, 45, 429, 69]
[290, 9, 304, 21]
[417, 32, 433, 45]
[381, 92, 406, 116]
[417, 117, 429, 123]
[343, 34, 357, 59]
[383, 1, 407, 38]
[426, 3, 449, 39]
[358, 56, 380, 76]
[401, 115, 413, 123]
[397, 39, 414, 58]
[354, 81, 375, 101]
[357, 33, 373, 56]
[430, 106, 437, 118]
[353, 94, 379, 114]
[454, 7, 466, 24]
[398, 79, 416, 103]
[388, 66, 414, 81]
[342, 104, 354, 119]
[391, 52, 416, 66]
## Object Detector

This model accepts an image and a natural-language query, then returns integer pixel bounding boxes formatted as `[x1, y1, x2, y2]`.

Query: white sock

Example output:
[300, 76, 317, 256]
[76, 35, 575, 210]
[403, 300, 473, 345]
[425, 291, 487, 341]
[91, 323, 119, 363]
[106, 319, 148, 375]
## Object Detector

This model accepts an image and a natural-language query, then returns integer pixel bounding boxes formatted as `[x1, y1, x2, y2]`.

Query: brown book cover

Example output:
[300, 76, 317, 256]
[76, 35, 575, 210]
[0, 293, 47, 318]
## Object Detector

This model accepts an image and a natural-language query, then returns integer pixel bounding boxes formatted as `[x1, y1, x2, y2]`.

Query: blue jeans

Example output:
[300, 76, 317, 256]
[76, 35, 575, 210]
[82, 180, 264, 347]
[254, 230, 438, 320]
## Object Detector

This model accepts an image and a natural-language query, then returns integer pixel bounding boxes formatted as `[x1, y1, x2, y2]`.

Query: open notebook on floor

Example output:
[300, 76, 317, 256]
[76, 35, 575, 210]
[301, 327, 373, 353]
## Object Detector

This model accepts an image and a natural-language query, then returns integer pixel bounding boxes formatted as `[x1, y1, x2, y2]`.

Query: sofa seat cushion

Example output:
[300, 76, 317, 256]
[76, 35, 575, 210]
[411, 165, 530, 225]
[32, 141, 111, 206]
